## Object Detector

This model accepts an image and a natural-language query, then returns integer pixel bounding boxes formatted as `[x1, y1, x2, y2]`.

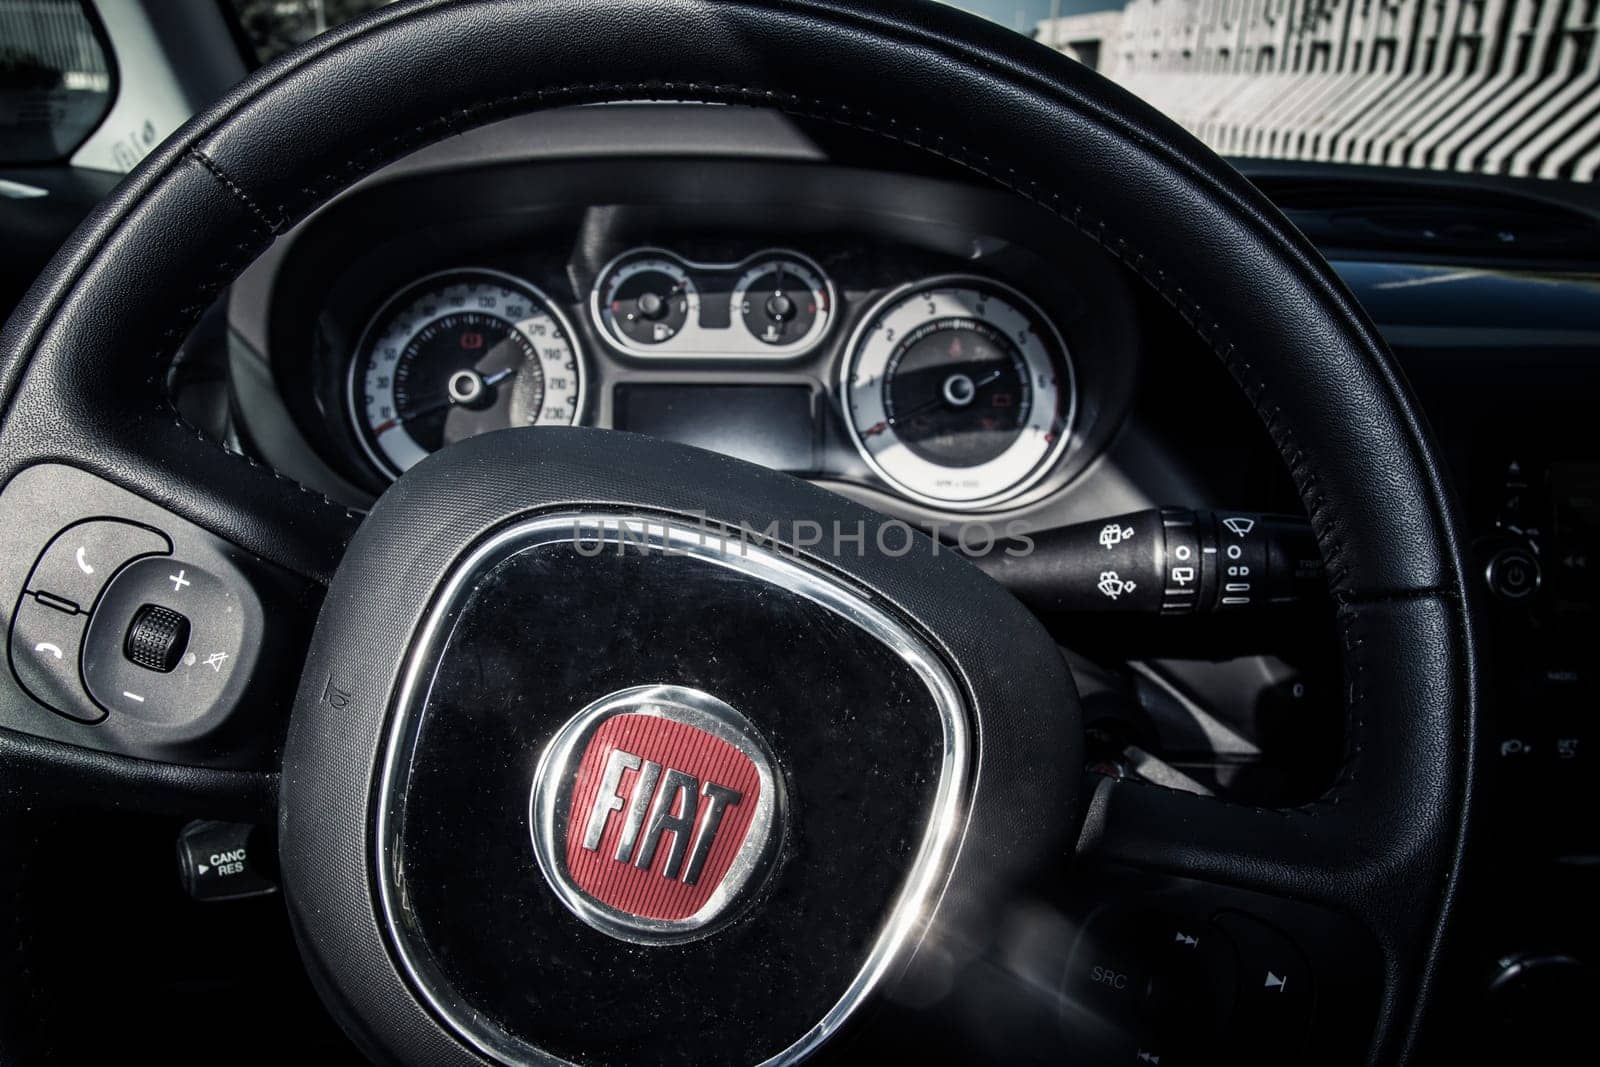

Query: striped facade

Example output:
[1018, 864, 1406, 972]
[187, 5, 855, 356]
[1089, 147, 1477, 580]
[1039, 0, 1600, 182]
[0, 0, 111, 93]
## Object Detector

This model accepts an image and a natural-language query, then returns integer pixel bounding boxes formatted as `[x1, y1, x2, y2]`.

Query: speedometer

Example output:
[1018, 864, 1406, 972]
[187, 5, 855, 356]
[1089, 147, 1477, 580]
[841, 276, 1074, 509]
[349, 269, 584, 479]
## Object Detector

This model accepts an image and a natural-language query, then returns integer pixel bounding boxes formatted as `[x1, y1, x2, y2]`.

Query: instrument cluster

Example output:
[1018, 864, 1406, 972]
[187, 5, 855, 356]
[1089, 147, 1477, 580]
[338, 242, 1083, 510]
[264, 200, 1123, 518]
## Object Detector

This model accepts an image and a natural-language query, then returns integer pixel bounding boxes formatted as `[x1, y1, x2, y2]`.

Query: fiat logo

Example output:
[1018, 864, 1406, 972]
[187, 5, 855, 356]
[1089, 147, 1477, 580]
[529, 685, 783, 943]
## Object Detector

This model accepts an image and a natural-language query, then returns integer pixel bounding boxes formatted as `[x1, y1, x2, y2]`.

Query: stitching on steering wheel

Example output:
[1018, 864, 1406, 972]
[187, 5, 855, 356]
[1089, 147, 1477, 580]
[132, 169, 367, 534]
[189, 148, 283, 238]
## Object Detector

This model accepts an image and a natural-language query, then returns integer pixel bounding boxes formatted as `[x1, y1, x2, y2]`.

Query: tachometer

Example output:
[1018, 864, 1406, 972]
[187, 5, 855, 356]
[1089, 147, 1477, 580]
[349, 269, 584, 478]
[841, 276, 1074, 509]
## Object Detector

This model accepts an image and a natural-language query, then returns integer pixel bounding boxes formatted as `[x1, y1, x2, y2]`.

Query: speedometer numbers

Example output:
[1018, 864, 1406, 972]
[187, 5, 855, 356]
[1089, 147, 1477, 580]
[842, 277, 1075, 510]
[350, 270, 584, 479]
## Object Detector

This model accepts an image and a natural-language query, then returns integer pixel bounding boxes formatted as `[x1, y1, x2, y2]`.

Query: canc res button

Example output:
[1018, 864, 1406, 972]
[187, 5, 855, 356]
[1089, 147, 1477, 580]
[530, 685, 783, 944]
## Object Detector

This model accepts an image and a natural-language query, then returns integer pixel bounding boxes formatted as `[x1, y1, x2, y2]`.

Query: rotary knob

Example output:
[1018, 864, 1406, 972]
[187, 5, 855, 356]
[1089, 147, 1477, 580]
[124, 603, 190, 673]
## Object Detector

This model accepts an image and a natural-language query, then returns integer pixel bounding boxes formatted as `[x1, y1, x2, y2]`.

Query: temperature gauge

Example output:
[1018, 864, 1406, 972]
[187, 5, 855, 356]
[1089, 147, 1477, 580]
[731, 254, 832, 353]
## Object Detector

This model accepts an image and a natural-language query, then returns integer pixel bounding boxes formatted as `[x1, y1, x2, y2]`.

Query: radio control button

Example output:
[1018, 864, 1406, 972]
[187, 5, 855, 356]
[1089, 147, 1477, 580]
[1212, 910, 1314, 1056]
[124, 604, 191, 673]
[81, 556, 255, 726]
[1487, 546, 1541, 601]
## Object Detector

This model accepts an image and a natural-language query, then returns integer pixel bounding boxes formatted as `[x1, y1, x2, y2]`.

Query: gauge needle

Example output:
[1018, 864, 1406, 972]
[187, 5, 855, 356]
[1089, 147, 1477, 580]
[375, 367, 519, 435]
[889, 368, 1004, 425]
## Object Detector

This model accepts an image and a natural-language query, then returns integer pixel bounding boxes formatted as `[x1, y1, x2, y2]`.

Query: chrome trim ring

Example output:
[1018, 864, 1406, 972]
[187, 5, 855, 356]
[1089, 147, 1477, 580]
[373, 511, 971, 1067]
[346, 266, 588, 480]
[529, 683, 785, 944]
[590, 247, 837, 359]
[839, 273, 1077, 511]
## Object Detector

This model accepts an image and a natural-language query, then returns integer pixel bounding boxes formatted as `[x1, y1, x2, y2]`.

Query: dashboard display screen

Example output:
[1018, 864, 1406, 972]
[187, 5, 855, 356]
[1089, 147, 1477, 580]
[614, 385, 817, 473]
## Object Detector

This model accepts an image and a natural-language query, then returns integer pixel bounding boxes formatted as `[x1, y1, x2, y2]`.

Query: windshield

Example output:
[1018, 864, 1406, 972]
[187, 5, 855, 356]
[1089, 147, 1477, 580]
[224, 0, 1600, 185]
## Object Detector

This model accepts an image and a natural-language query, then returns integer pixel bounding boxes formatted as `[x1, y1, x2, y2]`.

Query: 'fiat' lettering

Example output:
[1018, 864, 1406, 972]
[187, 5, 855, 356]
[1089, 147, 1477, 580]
[581, 747, 744, 885]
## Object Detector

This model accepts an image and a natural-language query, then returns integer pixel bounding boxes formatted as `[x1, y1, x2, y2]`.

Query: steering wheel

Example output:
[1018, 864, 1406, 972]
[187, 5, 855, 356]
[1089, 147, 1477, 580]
[0, 1, 1481, 1063]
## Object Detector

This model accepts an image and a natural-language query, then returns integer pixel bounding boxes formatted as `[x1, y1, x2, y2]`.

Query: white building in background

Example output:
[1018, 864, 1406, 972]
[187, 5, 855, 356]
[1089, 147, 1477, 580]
[1037, 10, 1127, 80]
[1037, 0, 1600, 182]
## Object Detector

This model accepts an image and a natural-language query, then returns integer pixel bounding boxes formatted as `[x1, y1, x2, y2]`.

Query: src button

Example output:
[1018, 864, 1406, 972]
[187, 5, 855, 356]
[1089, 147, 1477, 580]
[124, 604, 190, 673]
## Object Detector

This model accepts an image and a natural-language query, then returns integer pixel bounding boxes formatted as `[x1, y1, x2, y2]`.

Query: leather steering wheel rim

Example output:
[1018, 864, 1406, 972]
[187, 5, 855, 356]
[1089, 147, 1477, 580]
[0, 0, 1482, 1062]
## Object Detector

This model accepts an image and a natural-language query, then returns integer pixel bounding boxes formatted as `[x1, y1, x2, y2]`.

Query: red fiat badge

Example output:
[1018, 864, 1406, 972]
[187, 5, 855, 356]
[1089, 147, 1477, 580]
[531, 685, 781, 943]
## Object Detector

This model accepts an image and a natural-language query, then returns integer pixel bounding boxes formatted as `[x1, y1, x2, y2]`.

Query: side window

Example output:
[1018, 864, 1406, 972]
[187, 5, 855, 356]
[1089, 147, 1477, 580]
[0, 0, 114, 164]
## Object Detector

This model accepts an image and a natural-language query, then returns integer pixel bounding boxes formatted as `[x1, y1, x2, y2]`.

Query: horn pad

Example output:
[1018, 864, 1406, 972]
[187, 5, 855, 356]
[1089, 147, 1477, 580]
[279, 429, 1079, 1067]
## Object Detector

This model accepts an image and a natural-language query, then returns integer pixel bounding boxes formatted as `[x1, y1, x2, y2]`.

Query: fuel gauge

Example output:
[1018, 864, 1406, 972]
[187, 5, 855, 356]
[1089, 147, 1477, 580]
[596, 252, 699, 349]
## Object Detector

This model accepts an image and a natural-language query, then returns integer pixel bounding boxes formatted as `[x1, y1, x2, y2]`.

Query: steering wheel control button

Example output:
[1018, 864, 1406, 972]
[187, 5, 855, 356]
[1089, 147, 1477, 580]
[1212, 910, 1315, 1056]
[530, 685, 782, 944]
[177, 820, 278, 902]
[81, 556, 258, 725]
[7, 594, 102, 723]
[1060, 909, 1161, 1055]
[1062, 908, 1238, 1060]
[124, 604, 191, 673]
[1487, 545, 1541, 601]
[24, 519, 172, 613]
[1141, 918, 1239, 1048]
[0, 464, 310, 764]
